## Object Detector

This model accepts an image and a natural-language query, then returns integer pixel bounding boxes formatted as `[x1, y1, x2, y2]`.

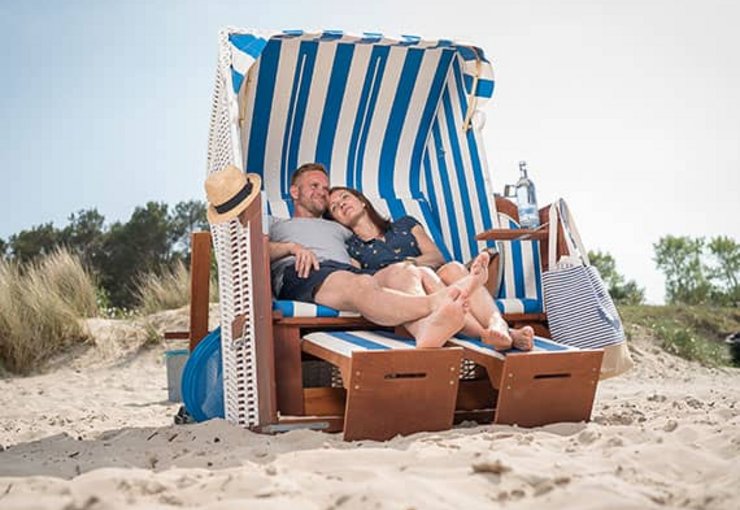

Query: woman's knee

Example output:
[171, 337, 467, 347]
[382, 263, 422, 282]
[437, 261, 467, 283]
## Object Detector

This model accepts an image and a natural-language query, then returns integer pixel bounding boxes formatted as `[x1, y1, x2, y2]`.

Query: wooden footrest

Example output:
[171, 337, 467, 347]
[447, 336, 603, 427]
[302, 330, 463, 441]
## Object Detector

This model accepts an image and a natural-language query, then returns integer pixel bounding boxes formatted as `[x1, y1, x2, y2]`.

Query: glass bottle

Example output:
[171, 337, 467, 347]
[515, 161, 540, 229]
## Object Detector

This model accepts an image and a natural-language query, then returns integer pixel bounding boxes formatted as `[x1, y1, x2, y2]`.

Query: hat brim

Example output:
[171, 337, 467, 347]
[207, 173, 262, 224]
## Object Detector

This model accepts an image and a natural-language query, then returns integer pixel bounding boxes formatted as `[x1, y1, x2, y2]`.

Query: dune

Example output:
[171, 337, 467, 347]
[1, 315, 738, 509]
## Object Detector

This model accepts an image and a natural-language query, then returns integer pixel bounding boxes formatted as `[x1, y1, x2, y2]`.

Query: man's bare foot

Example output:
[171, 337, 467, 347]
[481, 314, 513, 350]
[455, 252, 490, 296]
[413, 292, 466, 348]
[511, 326, 535, 351]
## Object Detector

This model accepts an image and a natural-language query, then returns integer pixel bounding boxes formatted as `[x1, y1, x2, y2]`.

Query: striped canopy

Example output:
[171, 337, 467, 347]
[224, 28, 497, 264]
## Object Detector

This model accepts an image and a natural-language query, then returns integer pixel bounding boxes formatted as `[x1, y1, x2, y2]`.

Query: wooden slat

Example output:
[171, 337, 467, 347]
[164, 331, 190, 340]
[304, 387, 346, 416]
[273, 316, 375, 327]
[257, 415, 344, 434]
[475, 228, 549, 242]
[274, 324, 305, 416]
[189, 231, 212, 351]
[238, 195, 278, 425]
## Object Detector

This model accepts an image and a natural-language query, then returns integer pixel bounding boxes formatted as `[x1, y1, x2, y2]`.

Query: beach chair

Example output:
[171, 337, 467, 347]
[202, 29, 604, 439]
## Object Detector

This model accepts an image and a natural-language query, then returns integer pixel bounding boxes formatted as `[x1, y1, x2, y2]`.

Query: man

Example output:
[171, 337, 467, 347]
[267, 162, 477, 348]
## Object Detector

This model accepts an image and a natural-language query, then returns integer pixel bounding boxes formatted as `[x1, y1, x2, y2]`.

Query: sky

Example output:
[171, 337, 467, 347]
[1, 0, 738, 303]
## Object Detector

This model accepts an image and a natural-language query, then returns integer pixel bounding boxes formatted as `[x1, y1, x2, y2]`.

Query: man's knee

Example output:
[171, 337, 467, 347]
[316, 271, 374, 307]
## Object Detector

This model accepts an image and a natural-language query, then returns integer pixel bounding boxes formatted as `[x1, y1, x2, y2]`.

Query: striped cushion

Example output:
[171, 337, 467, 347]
[495, 213, 544, 314]
[273, 300, 360, 318]
[448, 335, 575, 360]
[494, 298, 543, 315]
[303, 330, 416, 358]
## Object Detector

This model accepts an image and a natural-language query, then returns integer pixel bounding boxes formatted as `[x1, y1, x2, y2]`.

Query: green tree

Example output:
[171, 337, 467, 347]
[654, 236, 711, 305]
[706, 236, 739, 306]
[0, 237, 6, 258]
[588, 250, 645, 305]
[98, 202, 177, 308]
[170, 200, 209, 256]
[8, 223, 61, 263]
[60, 209, 106, 267]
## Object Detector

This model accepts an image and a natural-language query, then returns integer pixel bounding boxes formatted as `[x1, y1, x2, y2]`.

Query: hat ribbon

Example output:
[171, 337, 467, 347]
[214, 179, 254, 214]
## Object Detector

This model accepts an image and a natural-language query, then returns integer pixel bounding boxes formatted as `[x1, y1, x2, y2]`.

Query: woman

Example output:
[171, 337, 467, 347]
[328, 187, 534, 351]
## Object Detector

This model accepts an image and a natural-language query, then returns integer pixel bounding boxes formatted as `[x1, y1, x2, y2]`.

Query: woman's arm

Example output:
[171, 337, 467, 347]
[408, 225, 445, 269]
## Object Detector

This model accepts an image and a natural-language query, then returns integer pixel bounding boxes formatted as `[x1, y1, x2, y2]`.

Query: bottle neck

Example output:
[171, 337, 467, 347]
[518, 161, 528, 179]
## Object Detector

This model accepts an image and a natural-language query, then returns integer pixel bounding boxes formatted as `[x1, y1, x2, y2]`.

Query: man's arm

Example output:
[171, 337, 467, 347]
[269, 241, 296, 262]
[269, 241, 320, 278]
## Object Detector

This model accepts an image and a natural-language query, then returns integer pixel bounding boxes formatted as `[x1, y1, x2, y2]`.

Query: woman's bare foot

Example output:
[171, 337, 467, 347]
[481, 314, 513, 350]
[511, 326, 535, 351]
[413, 291, 466, 348]
[455, 252, 490, 296]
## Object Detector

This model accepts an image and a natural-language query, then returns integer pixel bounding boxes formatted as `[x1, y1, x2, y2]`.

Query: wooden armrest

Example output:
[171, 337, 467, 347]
[475, 223, 550, 242]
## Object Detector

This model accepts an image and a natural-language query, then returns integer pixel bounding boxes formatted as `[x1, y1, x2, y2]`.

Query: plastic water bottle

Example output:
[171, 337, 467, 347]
[515, 161, 540, 228]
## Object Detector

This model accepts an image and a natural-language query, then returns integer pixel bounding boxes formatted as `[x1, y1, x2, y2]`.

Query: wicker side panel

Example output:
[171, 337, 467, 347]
[205, 31, 259, 427]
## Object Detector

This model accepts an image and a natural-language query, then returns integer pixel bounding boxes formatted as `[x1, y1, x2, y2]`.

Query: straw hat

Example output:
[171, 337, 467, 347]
[205, 165, 262, 224]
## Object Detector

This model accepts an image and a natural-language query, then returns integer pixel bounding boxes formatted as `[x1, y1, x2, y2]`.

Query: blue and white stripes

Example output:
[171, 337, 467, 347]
[225, 30, 493, 204]
[227, 28, 545, 317]
[496, 213, 544, 313]
[303, 330, 416, 358]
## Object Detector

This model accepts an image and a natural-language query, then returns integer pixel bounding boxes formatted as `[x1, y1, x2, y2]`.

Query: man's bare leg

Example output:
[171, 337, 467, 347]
[367, 263, 467, 348]
[404, 292, 466, 348]
[314, 271, 462, 327]
[417, 266, 487, 339]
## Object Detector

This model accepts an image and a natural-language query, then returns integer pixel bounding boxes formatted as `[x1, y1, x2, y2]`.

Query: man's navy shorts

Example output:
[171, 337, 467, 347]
[278, 260, 376, 303]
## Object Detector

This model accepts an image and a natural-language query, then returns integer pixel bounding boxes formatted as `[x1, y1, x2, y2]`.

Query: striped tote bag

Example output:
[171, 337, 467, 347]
[542, 200, 632, 379]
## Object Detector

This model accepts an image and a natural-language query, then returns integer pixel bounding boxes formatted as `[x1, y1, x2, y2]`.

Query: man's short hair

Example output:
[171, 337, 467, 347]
[290, 162, 328, 186]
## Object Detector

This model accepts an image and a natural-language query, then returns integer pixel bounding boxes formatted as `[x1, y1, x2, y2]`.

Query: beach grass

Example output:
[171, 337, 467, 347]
[0, 249, 97, 374]
[134, 260, 219, 315]
[620, 304, 740, 366]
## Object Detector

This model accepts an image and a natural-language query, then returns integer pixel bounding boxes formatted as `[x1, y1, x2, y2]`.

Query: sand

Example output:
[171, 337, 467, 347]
[1, 314, 738, 510]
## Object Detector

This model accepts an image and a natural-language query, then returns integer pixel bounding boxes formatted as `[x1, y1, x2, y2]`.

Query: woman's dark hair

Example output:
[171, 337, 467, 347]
[328, 187, 391, 233]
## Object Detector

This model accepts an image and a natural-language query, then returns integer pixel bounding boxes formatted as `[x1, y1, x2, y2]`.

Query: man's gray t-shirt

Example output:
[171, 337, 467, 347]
[268, 216, 353, 296]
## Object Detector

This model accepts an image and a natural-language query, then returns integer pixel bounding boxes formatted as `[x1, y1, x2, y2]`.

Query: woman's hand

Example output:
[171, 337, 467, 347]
[411, 225, 445, 269]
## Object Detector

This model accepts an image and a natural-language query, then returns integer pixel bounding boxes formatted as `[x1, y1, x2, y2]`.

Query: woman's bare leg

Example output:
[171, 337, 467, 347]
[510, 326, 535, 350]
[437, 257, 514, 351]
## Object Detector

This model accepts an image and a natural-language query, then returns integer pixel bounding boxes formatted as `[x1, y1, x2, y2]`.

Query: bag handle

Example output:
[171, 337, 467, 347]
[548, 199, 590, 268]
[558, 200, 590, 265]
[547, 202, 560, 269]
